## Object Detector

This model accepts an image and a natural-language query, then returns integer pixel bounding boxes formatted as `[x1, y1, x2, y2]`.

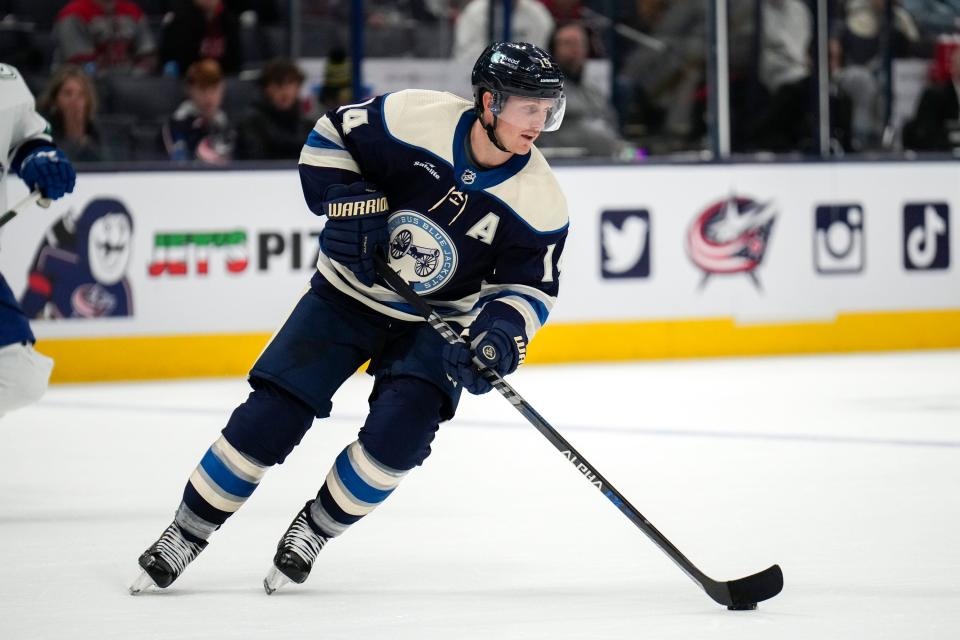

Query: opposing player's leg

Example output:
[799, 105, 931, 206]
[132, 283, 390, 593]
[0, 342, 53, 417]
[264, 321, 461, 593]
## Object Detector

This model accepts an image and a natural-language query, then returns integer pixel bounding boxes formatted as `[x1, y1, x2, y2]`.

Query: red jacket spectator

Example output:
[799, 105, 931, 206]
[160, 0, 244, 77]
[54, 0, 157, 75]
[541, 0, 583, 22]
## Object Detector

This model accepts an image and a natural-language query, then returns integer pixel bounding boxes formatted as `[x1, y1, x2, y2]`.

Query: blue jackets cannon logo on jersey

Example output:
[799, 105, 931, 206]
[387, 211, 458, 293]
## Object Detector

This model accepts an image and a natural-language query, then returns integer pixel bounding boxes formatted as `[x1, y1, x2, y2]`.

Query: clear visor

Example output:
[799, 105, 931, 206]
[489, 92, 566, 133]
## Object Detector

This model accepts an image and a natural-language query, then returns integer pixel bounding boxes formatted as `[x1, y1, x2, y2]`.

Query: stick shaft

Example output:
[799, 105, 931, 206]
[0, 191, 45, 229]
[373, 255, 712, 591]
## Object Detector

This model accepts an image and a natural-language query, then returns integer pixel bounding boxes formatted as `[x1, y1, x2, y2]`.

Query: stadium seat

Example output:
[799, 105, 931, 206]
[96, 114, 137, 162]
[223, 77, 260, 118]
[137, 0, 169, 16]
[102, 74, 184, 120]
[9, 0, 64, 29]
[128, 121, 167, 161]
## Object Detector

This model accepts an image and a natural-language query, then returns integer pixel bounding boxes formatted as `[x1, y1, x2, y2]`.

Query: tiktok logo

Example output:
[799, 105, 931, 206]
[903, 203, 950, 271]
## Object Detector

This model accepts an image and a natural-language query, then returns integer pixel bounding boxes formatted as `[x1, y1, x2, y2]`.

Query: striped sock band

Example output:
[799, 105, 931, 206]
[309, 440, 408, 538]
[177, 435, 268, 540]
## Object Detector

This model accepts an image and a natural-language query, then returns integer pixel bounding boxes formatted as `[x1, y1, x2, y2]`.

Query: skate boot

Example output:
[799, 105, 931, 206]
[129, 522, 208, 594]
[263, 502, 328, 595]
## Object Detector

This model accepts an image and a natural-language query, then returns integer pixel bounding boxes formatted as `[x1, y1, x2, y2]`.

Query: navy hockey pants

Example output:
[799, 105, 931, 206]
[176, 280, 463, 540]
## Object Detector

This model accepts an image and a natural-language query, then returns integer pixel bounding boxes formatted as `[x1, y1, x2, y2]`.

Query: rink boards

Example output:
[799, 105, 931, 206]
[0, 162, 957, 381]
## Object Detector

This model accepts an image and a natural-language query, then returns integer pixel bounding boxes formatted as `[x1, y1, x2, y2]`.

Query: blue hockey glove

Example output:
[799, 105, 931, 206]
[319, 182, 390, 286]
[443, 319, 525, 395]
[18, 146, 76, 200]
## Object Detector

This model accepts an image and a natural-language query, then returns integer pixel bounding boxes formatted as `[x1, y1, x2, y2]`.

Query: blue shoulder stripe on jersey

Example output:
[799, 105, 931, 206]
[199, 449, 258, 498]
[452, 111, 529, 191]
[306, 130, 345, 150]
[477, 290, 550, 325]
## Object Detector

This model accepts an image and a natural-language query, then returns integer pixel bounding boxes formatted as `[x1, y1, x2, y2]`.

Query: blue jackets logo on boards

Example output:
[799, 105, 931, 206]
[387, 211, 458, 293]
[686, 195, 776, 291]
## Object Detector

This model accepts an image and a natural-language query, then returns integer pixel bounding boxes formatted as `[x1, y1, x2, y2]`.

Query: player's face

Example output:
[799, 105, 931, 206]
[496, 97, 552, 153]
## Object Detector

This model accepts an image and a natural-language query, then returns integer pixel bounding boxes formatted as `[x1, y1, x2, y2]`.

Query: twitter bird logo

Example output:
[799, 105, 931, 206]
[600, 210, 651, 278]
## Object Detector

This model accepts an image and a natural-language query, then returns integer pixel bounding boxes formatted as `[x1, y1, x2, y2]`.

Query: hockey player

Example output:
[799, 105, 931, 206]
[0, 63, 77, 416]
[131, 42, 569, 594]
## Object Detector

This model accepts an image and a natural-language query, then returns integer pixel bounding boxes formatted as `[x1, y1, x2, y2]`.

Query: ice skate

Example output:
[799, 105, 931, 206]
[130, 522, 207, 594]
[263, 503, 328, 595]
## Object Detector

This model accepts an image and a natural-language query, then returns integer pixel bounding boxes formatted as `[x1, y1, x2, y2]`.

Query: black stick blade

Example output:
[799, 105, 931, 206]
[706, 564, 783, 609]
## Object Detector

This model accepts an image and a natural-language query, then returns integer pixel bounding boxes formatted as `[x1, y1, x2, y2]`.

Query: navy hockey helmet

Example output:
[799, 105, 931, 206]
[471, 42, 566, 147]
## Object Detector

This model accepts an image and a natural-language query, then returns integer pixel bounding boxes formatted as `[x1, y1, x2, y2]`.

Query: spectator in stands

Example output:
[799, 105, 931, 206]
[160, 0, 244, 77]
[900, 0, 960, 43]
[37, 65, 106, 163]
[541, 0, 583, 22]
[616, 0, 710, 147]
[54, 0, 157, 75]
[536, 22, 627, 157]
[163, 59, 236, 164]
[314, 47, 353, 115]
[903, 45, 960, 151]
[235, 58, 313, 160]
[225, 0, 281, 24]
[752, 0, 814, 151]
[454, 0, 555, 67]
[831, 0, 921, 150]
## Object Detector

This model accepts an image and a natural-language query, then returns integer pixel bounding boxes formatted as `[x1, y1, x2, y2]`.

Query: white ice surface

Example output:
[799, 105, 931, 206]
[1, 351, 959, 639]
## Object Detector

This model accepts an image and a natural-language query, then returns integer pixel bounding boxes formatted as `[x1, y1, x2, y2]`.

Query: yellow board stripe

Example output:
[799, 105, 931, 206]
[33, 308, 960, 383]
[528, 309, 960, 362]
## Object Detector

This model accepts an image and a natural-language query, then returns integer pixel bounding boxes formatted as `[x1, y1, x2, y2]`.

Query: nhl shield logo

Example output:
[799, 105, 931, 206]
[460, 169, 476, 185]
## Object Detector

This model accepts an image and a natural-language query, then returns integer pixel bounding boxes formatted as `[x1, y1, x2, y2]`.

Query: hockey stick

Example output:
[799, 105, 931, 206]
[373, 254, 783, 610]
[0, 191, 51, 229]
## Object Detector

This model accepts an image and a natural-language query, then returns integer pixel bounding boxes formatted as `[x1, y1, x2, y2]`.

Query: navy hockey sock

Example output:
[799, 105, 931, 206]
[308, 440, 408, 538]
[175, 435, 268, 540]
[175, 378, 315, 540]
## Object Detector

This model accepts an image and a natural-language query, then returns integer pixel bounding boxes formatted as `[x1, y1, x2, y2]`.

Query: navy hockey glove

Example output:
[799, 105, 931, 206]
[443, 319, 525, 395]
[18, 146, 76, 200]
[319, 182, 390, 286]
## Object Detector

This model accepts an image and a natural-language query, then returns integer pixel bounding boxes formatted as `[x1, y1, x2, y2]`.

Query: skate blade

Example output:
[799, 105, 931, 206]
[263, 566, 291, 595]
[129, 571, 157, 595]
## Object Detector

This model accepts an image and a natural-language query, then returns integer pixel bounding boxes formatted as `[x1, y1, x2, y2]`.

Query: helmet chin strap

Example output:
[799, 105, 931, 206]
[483, 114, 510, 153]
[475, 90, 510, 154]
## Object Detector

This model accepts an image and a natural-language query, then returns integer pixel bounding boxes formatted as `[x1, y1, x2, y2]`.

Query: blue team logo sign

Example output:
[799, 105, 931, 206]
[600, 209, 651, 279]
[686, 194, 776, 290]
[387, 211, 458, 293]
[20, 198, 135, 319]
[903, 203, 950, 270]
[814, 204, 865, 274]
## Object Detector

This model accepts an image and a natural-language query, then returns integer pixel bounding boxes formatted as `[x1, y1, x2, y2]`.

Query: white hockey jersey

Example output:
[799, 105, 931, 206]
[0, 64, 52, 211]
